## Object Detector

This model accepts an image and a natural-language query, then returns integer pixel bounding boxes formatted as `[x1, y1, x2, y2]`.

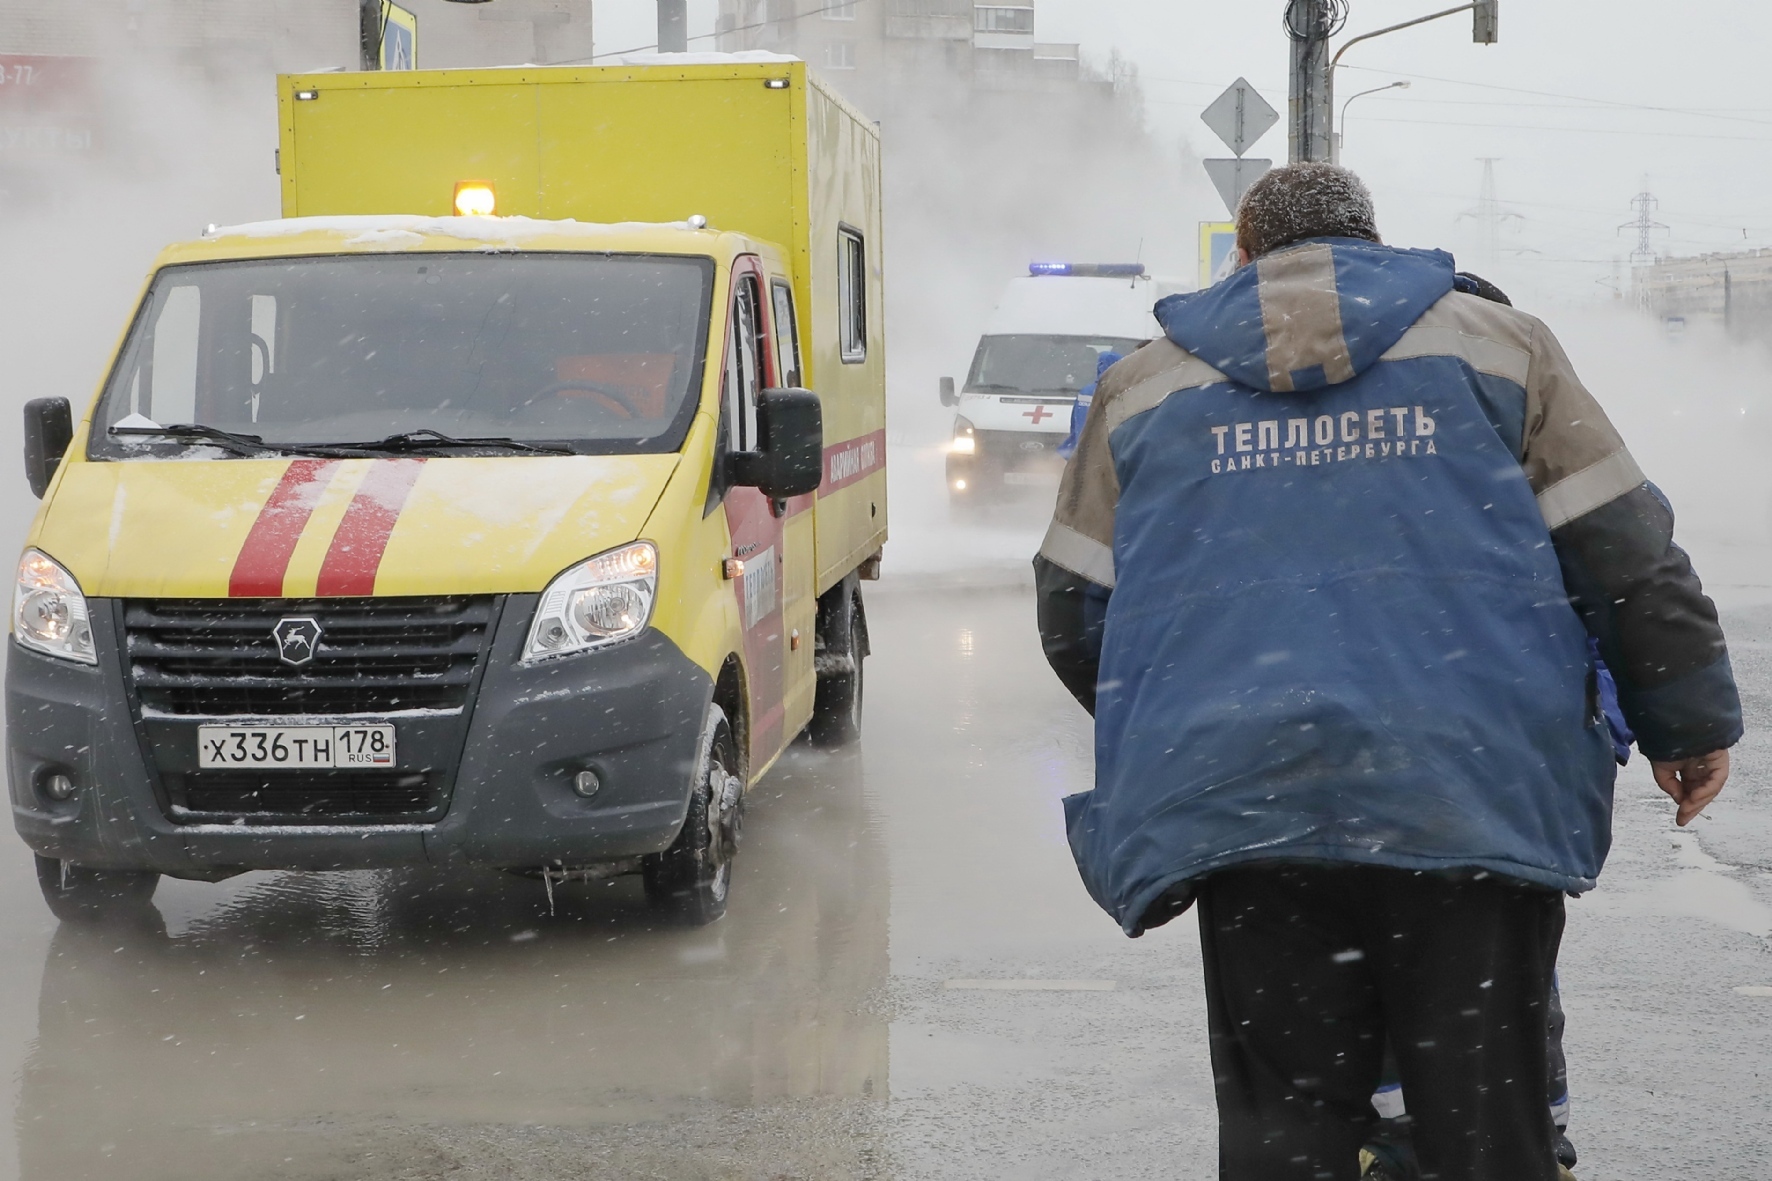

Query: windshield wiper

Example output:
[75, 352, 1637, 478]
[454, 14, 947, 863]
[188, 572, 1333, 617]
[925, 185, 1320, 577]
[109, 423, 278, 456]
[319, 429, 576, 456]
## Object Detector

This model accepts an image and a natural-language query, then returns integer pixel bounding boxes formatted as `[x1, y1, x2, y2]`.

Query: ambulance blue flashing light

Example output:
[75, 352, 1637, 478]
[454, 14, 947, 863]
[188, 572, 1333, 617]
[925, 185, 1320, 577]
[1028, 262, 1147, 277]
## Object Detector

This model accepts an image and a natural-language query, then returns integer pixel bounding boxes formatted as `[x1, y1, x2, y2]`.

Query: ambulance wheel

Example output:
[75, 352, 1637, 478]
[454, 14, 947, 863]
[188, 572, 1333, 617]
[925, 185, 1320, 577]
[34, 855, 159, 924]
[809, 592, 865, 747]
[643, 712, 740, 926]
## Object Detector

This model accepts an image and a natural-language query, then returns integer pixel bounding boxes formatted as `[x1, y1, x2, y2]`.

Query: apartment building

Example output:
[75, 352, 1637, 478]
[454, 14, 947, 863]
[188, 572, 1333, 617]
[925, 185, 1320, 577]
[1636, 248, 1772, 340]
[715, 0, 1090, 114]
[0, 0, 593, 181]
[0, 0, 594, 77]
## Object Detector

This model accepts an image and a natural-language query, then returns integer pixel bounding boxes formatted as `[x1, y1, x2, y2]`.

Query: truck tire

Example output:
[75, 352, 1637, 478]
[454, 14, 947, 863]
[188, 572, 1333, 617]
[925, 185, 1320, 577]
[809, 585, 866, 747]
[34, 855, 159, 924]
[642, 709, 740, 926]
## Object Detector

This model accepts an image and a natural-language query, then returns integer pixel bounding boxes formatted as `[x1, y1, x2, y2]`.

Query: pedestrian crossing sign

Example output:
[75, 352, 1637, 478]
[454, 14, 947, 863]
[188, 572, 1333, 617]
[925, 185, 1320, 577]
[1200, 222, 1237, 289]
[380, 2, 417, 70]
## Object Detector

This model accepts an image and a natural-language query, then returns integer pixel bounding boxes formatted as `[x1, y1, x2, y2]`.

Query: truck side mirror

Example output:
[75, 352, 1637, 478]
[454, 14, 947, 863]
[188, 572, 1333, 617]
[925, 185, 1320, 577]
[727, 387, 824, 500]
[939, 376, 957, 407]
[23, 398, 73, 499]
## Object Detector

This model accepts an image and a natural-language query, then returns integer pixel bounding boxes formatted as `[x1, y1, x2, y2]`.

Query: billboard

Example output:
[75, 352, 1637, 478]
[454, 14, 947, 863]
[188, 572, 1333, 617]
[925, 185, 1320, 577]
[1199, 221, 1237, 289]
[0, 55, 102, 163]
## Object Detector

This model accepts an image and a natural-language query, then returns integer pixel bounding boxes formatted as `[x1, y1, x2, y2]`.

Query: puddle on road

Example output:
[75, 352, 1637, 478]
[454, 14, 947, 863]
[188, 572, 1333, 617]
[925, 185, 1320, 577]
[1580, 827, 1772, 940]
[14, 746, 889, 1181]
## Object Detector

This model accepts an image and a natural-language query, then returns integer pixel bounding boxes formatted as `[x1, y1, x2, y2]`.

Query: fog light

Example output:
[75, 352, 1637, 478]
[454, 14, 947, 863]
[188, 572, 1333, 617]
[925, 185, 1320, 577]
[572, 769, 602, 799]
[43, 773, 76, 801]
[953, 479, 968, 491]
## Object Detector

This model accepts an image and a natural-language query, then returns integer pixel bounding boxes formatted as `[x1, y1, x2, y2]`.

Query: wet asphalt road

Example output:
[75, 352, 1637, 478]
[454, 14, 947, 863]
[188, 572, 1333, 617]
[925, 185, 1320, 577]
[0, 566, 1769, 1180]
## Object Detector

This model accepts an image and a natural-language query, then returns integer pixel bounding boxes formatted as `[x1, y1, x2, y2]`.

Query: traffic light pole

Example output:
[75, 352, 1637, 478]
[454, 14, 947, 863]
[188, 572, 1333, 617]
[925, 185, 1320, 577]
[1285, 1, 1340, 164]
[1288, 1, 1497, 164]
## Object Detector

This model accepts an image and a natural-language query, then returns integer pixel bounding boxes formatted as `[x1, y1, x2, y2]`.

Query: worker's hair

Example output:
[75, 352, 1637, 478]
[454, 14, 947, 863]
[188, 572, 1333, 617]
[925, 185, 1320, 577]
[1235, 163, 1380, 259]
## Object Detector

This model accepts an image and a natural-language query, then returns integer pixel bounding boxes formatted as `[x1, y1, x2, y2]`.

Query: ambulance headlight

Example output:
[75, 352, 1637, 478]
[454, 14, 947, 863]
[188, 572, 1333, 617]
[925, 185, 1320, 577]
[13, 550, 96, 666]
[950, 416, 977, 454]
[523, 542, 657, 663]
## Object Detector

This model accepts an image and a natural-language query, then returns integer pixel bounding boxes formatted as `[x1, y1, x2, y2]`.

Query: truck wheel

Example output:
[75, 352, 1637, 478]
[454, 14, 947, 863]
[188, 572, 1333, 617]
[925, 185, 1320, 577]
[642, 709, 740, 926]
[34, 855, 159, 924]
[809, 591, 865, 747]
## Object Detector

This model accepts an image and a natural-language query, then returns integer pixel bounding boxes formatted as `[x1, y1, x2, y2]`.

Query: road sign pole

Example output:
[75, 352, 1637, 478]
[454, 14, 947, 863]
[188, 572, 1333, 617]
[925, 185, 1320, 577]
[658, 0, 688, 52]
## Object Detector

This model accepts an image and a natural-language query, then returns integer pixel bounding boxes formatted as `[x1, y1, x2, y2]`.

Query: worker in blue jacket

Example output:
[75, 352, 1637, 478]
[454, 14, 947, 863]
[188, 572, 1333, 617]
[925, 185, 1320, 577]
[1058, 350, 1122, 461]
[1034, 162, 1739, 1180]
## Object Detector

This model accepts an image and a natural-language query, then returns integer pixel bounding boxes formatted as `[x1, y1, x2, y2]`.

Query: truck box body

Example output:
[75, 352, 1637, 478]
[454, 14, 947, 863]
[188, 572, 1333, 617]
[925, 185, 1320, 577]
[278, 59, 886, 592]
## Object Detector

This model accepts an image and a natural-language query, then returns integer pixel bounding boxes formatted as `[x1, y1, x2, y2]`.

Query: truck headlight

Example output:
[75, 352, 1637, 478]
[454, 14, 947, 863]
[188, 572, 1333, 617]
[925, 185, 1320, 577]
[13, 549, 96, 665]
[523, 542, 657, 664]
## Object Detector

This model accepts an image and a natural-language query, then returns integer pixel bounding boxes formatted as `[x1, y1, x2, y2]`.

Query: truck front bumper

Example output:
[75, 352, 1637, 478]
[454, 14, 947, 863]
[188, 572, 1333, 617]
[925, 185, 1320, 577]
[7, 594, 712, 876]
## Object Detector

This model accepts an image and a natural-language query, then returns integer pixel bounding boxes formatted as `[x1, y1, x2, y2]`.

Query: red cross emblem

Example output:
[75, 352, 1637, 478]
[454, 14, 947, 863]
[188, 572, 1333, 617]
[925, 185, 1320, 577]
[1022, 404, 1054, 425]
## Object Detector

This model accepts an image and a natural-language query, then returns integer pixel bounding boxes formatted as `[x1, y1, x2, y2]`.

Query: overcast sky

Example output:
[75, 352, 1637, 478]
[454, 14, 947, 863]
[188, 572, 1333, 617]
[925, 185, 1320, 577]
[594, 2, 1772, 303]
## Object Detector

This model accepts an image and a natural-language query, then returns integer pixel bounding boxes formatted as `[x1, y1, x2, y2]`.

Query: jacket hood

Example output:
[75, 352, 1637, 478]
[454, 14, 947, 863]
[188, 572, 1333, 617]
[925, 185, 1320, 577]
[1153, 238, 1456, 394]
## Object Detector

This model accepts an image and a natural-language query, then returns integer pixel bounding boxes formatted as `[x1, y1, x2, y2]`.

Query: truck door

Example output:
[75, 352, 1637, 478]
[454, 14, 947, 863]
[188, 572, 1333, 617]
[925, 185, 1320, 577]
[763, 274, 817, 737]
[721, 257, 800, 767]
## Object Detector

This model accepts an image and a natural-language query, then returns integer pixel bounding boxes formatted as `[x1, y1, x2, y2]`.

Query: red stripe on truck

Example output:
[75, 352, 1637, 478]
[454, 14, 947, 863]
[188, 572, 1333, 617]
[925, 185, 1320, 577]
[228, 460, 343, 597]
[316, 459, 427, 596]
[821, 428, 885, 495]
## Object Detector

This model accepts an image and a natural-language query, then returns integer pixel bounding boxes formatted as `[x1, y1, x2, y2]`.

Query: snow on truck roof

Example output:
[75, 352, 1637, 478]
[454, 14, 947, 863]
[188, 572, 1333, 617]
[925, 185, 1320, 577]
[204, 215, 720, 247]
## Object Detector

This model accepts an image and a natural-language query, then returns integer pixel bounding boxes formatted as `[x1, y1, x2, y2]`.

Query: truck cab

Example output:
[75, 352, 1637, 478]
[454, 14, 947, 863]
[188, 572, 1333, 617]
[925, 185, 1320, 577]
[9, 59, 886, 926]
[942, 263, 1170, 501]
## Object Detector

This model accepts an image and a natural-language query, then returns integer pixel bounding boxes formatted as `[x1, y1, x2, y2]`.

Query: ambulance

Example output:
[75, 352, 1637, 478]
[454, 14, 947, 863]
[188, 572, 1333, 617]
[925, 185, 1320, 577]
[941, 263, 1172, 501]
[8, 58, 886, 925]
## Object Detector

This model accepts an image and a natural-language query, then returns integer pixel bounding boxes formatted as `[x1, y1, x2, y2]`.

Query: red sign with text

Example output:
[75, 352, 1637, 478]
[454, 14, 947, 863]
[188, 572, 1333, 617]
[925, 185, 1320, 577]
[0, 55, 101, 160]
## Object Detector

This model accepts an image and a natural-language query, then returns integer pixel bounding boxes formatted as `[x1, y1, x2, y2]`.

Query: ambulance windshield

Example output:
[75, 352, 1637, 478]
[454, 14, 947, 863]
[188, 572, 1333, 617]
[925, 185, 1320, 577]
[965, 333, 1146, 397]
[89, 252, 715, 458]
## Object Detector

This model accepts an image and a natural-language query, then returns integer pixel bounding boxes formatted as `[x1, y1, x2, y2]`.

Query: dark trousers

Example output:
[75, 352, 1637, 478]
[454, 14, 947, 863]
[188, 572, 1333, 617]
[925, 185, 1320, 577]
[1196, 863, 1565, 1181]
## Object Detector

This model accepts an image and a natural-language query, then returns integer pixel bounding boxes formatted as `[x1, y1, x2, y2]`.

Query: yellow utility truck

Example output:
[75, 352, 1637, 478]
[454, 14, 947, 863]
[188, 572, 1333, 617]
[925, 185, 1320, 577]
[9, 58, 886, 924]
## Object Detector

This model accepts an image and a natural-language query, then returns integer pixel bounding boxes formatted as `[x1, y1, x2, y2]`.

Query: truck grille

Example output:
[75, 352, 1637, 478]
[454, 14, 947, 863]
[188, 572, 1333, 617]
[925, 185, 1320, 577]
[165, 770, 439, 821]
[124, 597, 496, 717]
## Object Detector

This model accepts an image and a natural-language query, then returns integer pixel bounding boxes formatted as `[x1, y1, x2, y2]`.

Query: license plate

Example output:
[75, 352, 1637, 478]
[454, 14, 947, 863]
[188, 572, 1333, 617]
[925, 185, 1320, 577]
[1003, 470, 1061, 486]
[198, 725, 396, 769]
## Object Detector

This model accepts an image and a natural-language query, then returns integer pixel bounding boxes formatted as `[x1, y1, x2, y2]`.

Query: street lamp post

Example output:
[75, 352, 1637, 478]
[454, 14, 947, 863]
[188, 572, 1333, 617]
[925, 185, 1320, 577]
[1334, 80, 1409, 163]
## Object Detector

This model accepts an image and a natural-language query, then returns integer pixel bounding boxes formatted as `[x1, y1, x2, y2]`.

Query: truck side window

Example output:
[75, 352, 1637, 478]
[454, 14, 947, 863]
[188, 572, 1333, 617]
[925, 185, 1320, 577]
[770, 280, 802, 388]
[837, 226, 866, 364]
[248, 294, 277, 423]
[133, 284, 201, 425]
[724, 275, 764, 451]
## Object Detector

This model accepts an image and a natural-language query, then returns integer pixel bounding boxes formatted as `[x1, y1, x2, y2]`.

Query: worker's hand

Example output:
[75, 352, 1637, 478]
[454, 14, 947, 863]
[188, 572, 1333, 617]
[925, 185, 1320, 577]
[1651, 749, 1731, 827]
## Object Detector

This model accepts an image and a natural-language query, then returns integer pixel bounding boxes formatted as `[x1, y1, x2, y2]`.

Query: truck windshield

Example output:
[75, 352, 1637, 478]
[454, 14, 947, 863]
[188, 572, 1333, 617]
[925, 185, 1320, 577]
[965, 333, 1147, 397]
[88, 252, 715, 458]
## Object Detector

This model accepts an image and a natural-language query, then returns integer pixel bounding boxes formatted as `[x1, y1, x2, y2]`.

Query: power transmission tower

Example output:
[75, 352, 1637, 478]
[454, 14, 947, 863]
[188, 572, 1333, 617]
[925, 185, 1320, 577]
[1457, 158, 1521, 268]
[1619, 180, 1668, 265]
